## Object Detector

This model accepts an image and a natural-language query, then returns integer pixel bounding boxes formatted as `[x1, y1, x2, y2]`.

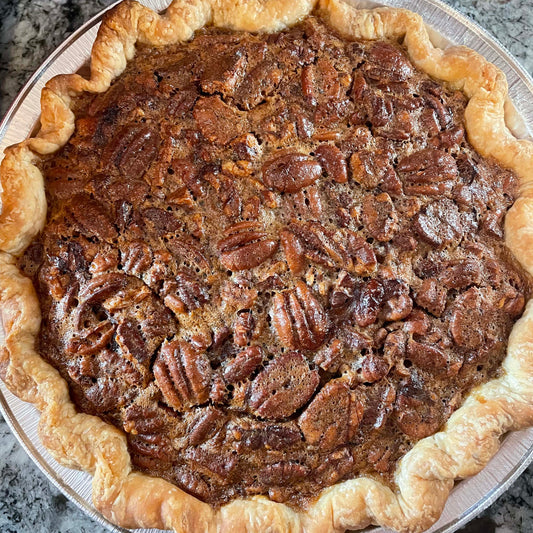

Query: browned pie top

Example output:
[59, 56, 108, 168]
[18, 15, 531, 507]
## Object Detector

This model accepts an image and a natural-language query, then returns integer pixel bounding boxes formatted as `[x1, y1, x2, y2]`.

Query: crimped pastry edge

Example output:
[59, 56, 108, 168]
[1, 1, 533, 531]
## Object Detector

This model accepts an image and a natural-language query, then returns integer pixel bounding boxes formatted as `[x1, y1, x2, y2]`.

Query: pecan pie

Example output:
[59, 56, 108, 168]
[1, 1, 533, 532]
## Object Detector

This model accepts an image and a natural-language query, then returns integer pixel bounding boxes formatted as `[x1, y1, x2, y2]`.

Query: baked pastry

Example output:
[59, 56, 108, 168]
[1, 0, 533, 531]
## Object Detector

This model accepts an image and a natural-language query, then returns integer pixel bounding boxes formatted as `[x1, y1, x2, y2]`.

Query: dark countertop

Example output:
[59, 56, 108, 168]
[0, 1, 532, 532]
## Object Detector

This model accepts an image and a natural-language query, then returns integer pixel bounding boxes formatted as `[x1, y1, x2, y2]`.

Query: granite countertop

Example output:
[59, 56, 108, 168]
[0, 1, 532, 532]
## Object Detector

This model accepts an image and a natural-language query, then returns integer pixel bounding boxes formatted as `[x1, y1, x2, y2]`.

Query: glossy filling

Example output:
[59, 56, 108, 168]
[19, 15, 531, 507]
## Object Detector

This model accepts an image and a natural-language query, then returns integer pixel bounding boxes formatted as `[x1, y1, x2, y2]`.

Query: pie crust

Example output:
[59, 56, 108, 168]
[1, 1, 533, 532]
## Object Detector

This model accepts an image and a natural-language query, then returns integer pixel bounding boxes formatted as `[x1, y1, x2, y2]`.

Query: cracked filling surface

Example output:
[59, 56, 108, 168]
[19, 15, 532, 508]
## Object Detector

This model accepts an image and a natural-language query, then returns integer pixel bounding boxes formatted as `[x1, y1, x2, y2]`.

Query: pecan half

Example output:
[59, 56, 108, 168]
[67, 194, 117, 242]
[258, 461, 310, 485]
[218, 221, 278, 271]
[66, 320, 115, 356]
[314, 339, 343, 372]
[283, 222, 376, 276]
[315, 144, 348, 183]
[449, 287, 489, 349]
[298, 380, 364, 451]
[128, 432, 173, 462]
[441, 259, 482, 289]
[166, 236, 210, 272]
[248, 351, 319, 419]
[361, 192, 398, 242]
[395, 380, 443, 439]
[104, 178, 149, 205]
[301, 57, 342, 105]
[89, 248, 118, 274]
[397, 148, 458, 185]
[280, 229, 307, 275]
[315, 447, 354, 483]
[162, 271, 209, 314]
[363, 90, 393, 128]
[193, 96, 246, 145]
[188, 406, 228, 446]
[233, 310, 255, 347]
[153, 340, 212, 411]
[200, 46, 248, 96]
[69, 349, 142, 412]
[173, 466, 212, 501]
[272, 281, 328, 351]
[329, 270, 358, 311]
[367, 444, 394, 473]
[234, 58, 282, 110]
[352, 279, 385, 327]
[361, 381, 396, 430]
[185, 448, 238, 484]
[413, 199, 463, 248]
[380, 279, 413, 321]
[415, 279, 447, 317]
[78, 273, 128, 304]
[283, 186, 323, 220]
[365, 42, 414, 82]
[359, 353, 390, 383]
[121, 241, 153, 275]
[102, 124, 160, 180]
[142, 207, 183, 235]
[240, 424, 302, 450]
[223, 346, 263, 384]
[261, 152, 322, 193]
[407, 339, 448, 370]
[116, 319, 150, 364]
[350, 150, 393, 189]
[123, 403, 166, 435]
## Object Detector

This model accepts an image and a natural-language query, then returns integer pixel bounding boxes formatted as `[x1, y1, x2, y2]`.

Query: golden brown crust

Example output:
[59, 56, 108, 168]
[1, 1, 533, 532]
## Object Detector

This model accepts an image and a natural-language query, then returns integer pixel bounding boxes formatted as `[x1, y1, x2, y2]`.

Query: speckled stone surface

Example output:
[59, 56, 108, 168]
[0, 1, 532, 532]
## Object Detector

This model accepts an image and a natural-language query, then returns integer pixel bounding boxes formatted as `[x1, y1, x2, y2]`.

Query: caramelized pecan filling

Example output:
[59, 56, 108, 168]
[19, 15, 531, 507]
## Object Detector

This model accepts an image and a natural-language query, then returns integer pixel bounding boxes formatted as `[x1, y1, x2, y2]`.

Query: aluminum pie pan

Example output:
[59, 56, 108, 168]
[0, 0, 532, 532]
